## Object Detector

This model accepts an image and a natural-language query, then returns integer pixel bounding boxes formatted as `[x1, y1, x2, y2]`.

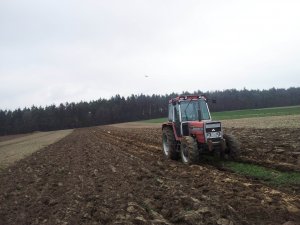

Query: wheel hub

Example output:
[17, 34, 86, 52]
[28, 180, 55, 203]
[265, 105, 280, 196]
[162, 134, 169, 155]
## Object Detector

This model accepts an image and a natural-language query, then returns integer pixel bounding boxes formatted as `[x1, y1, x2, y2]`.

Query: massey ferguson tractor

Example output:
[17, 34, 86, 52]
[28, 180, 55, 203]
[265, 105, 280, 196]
[162, 95, 240, 164]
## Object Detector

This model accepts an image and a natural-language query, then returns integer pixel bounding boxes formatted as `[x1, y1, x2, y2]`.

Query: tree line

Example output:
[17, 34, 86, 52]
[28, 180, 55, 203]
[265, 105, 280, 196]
[0, 87, 299, 135]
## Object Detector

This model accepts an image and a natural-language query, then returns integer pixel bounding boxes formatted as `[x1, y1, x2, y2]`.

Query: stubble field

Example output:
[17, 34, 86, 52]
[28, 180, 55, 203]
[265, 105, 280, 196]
[0, 115, 299, 225]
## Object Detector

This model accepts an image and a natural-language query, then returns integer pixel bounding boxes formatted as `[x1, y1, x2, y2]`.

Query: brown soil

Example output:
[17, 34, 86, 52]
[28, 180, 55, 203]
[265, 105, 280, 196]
[0, 126, 299, 225]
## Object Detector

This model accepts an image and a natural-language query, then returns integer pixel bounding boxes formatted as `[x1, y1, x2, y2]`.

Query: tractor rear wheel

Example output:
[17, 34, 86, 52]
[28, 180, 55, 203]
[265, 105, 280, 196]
[180, 136, 199, 164]
[223, 134, 241, 160]
[162, 127, 179, 160]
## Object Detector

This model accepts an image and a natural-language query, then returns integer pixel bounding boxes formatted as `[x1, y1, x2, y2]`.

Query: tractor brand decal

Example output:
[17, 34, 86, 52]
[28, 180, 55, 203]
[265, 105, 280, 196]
[191, 127, 204, 131]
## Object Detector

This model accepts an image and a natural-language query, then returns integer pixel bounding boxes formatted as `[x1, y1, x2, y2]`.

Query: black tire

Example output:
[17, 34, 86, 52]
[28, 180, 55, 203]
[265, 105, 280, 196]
[180, 136, 199, 164]
[223, 133, 241, 160]
[162, 127, 179, 160]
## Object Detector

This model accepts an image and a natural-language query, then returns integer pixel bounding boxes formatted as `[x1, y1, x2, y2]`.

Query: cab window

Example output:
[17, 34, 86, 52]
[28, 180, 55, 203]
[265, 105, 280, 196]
[168, 104, 173, 121]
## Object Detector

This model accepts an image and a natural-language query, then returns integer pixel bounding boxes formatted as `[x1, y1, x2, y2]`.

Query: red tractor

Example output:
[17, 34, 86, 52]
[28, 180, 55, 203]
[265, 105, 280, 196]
[162, 95, 240, 164]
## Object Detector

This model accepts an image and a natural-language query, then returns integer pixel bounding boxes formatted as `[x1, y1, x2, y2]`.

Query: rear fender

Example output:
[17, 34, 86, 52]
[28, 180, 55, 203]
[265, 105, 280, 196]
[162, 122, 181, 141]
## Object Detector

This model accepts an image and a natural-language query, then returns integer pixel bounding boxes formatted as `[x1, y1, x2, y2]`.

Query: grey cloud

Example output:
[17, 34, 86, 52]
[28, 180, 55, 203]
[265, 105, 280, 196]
[1, 0, 300, 110]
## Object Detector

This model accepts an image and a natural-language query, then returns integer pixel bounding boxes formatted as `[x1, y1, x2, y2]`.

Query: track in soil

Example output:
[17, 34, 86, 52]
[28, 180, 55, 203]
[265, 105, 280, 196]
[226, 127, 300, 172]
[0, 126, 299, 225]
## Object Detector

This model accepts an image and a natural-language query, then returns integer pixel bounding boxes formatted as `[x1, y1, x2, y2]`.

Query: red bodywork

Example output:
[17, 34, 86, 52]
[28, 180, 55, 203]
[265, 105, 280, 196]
[187, 121, 206, 143]
[162, 121, 206, 143]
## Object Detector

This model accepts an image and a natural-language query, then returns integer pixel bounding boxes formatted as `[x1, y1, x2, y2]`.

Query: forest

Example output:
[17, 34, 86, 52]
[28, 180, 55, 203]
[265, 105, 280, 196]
[0, 87, 299, 135]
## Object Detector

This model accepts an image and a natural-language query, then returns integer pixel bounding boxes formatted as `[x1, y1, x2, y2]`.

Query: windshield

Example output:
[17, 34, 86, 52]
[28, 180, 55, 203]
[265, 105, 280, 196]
[180, 99, 210, 121]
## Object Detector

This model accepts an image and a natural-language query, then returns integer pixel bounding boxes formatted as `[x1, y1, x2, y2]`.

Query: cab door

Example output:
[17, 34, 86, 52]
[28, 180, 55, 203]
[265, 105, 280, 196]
[174, 103, 181, 137]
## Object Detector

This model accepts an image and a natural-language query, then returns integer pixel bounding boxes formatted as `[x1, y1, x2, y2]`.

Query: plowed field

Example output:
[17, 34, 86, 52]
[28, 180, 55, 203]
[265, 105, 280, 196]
[0, 126, 299, 225]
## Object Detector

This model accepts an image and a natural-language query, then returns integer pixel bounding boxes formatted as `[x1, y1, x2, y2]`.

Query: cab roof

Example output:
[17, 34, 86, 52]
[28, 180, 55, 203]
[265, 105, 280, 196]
[169, 95, 207, 104]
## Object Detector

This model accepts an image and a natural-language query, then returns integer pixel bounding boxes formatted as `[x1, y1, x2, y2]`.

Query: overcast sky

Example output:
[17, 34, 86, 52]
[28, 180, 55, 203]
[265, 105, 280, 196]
[1, 0, 300, 110]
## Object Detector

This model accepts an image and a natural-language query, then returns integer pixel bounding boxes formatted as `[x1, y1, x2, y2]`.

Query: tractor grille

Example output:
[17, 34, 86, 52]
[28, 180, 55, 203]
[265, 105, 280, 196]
[206, 127, 221, 132]
[205, 122, 221, 133]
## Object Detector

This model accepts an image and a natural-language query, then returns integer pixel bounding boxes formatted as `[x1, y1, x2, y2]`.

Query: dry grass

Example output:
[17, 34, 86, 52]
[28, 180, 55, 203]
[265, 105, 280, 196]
[0, 133, 32, 142]
[0, 130, 73, 169]
[111, 122, 161, 128]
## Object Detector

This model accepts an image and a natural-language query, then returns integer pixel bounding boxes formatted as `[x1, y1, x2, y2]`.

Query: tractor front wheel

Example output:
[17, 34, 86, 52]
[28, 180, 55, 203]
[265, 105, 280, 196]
[180, 136, 199, 164]
[162, 127, 179, 160]
[223, 134, 241, 160]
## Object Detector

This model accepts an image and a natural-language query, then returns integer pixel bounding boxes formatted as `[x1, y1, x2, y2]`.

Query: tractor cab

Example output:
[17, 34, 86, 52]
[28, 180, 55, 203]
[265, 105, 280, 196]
[167, 95, 216, 140]
[169, 95, 211, 122]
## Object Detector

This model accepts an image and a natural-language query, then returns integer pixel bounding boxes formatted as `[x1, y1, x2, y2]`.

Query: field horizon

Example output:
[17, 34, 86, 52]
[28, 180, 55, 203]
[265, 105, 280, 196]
[139, 104, 300, 123]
